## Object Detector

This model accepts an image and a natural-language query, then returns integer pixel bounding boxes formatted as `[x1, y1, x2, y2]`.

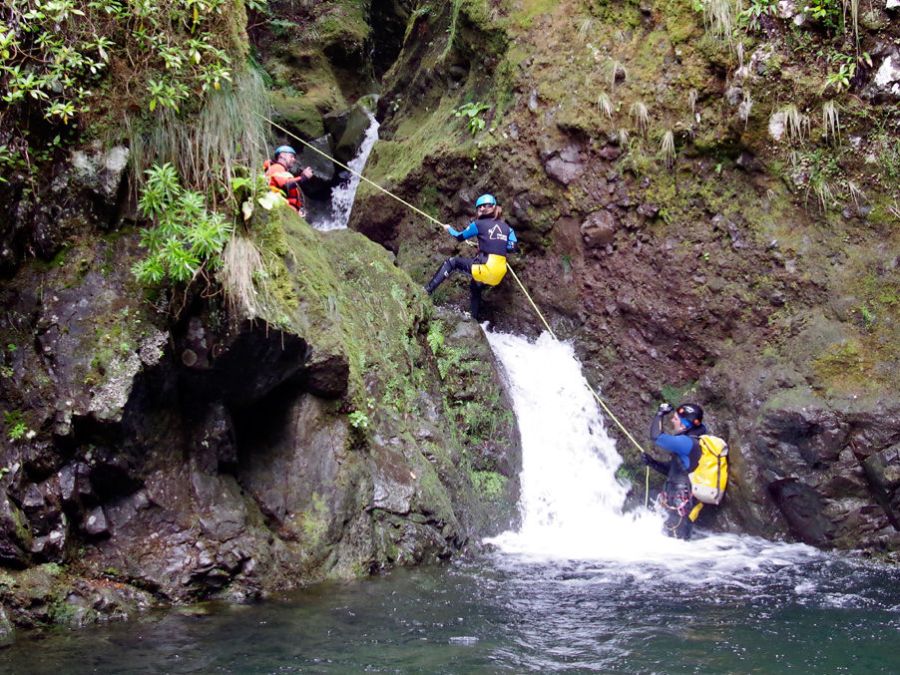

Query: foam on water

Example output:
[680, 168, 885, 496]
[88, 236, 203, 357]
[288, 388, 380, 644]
[483, 330, 820, 580]
[315, 109, 379, 232]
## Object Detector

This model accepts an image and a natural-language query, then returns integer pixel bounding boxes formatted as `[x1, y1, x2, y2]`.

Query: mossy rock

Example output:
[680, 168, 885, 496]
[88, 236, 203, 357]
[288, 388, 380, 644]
[270, 90, 326, 138]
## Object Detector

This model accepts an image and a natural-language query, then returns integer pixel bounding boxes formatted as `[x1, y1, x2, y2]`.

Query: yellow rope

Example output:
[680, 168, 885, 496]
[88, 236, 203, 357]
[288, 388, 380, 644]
[259, 112, 651, 474]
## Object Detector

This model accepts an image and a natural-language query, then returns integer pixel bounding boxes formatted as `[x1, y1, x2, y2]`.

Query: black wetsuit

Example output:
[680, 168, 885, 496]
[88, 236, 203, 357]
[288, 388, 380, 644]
[646, 414, 707, 540]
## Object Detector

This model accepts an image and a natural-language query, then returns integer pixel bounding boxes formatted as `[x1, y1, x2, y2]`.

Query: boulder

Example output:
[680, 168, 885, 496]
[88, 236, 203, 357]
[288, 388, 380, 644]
[325, 105, 374, 165]
[872, 49, 900, 98]
[544, 144, 584, 185]
[580, 210, 618, 249]
[70, 143, 130, 204]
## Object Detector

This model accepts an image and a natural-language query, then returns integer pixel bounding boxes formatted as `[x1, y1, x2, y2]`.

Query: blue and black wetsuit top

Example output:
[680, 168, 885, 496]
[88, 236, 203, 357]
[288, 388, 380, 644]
[648, 414, 706, 487]
[448, 217, 518, 258]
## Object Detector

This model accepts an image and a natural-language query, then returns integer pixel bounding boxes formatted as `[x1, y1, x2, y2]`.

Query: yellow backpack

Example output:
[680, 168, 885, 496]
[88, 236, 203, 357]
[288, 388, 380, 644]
[689, 435, 729, 505]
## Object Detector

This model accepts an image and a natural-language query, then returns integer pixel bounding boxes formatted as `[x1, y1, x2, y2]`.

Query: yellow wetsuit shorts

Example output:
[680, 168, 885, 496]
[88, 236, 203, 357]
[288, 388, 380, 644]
[471, 254, 508, 286]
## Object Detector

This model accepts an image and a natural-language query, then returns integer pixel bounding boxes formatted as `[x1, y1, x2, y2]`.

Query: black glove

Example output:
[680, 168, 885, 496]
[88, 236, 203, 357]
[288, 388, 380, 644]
[658, 402, 674, 416]
[641, 453, 653, 466]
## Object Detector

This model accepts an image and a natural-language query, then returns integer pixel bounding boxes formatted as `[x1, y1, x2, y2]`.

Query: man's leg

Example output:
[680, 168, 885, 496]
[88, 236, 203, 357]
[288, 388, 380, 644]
[425, 257, 472, 294]
[469, 280, 485, 319]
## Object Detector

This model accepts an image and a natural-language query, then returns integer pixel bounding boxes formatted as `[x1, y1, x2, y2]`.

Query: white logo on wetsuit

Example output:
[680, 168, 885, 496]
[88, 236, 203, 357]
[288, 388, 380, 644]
[488, 225, 508, 241]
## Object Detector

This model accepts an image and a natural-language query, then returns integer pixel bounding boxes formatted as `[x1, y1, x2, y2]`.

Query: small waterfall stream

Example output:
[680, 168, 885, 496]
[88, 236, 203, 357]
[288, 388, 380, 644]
[313, 109, 380, 232]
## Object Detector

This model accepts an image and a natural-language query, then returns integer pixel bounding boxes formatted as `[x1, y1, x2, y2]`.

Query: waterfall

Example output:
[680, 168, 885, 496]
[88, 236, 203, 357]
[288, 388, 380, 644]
[314, 110, 380, 232]
[484, 330, 819, 573]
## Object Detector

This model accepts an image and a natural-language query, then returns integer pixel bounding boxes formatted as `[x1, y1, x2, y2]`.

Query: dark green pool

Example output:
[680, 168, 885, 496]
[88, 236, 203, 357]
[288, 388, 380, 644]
[2, 545, 898, 674]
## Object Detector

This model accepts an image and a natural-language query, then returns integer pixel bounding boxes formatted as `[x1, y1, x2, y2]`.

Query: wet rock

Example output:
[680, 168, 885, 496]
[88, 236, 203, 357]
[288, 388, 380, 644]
[580, 211, 618, 249]
[544, 145, 584, 185]
[82, 506, 109, 538]
[871, 49, 900, 98]
[30, 521, 67, 561]
[0, 494, 32, 567]
[768, 478, 834, 546]
[725, 86, 743, 106]
[70, 144, 129, 205]
[305, 351, 350, 398]
[325, 105, 374, 165]
[636, 203, 659, 219]
[58, 462, 93, 505]
[300, 136, 337, 186]
[768, 110, 786, 141]
[598, 145, 622, 160]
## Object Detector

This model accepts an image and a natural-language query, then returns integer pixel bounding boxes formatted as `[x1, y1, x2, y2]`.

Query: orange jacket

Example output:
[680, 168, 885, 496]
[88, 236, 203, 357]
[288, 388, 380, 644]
[264, 160, 305, 212]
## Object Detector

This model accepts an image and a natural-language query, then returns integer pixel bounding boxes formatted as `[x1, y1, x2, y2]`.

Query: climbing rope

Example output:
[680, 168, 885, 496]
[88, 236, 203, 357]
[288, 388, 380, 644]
[258, 112, 653, 500]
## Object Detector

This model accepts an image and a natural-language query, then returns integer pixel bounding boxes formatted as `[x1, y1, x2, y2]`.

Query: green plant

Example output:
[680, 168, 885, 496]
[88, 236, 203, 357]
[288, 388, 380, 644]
[453, 101, 491, 137]
[858, 304, 875, 330]
[131, 163, 233, 286]
[437, 346, 465, 380]
[348, 410, 369, 428]
[739, 0, 775, 29]
[426, 320, 445, 355]
[3, 410, 27, 442]
[804, 0, 843, 32]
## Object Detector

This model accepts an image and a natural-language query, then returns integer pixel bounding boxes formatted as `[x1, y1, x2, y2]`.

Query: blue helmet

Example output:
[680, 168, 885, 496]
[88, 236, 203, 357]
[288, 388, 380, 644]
[475, 193, 497, 208]
[274, 145, 297, 156]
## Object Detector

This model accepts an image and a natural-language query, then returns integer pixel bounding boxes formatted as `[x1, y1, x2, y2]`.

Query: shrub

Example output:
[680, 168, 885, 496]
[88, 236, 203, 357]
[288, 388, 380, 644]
[131, 163, 233, 286]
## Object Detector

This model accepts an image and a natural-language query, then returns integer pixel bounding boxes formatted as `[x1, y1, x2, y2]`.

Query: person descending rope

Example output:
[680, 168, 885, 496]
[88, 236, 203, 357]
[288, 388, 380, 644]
[643, 402, 710, 540]
[424, 194, 519, 320]
[264, 145, 314, 217]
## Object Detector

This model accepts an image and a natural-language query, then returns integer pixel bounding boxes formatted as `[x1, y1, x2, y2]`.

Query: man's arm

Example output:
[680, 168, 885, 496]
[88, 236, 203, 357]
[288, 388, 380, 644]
[447, 222, 478, 242]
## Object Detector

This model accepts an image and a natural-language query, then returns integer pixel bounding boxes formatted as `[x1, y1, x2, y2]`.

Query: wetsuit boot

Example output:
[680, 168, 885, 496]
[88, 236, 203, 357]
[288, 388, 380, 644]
[425, 259, 454, 295]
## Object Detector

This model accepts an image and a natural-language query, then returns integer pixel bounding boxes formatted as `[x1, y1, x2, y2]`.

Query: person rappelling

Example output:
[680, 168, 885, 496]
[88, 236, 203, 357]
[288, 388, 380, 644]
[424, 194, 519, 320]
[643, 402, 729, 540]
[264, 145, 314, 217]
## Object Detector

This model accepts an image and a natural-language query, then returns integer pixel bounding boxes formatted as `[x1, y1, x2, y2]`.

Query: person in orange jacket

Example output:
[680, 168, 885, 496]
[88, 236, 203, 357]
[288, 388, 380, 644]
[264, 145, 313, 216]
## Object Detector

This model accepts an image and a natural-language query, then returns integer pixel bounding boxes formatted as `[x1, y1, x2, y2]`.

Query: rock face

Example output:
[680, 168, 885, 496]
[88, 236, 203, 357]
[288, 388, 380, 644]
[348, 0, 900, 559]
[0, 206, 520, 635]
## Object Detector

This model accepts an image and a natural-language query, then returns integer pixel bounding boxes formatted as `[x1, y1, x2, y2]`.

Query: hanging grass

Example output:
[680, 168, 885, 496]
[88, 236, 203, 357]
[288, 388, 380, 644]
[822, 100, 841, 145]
[701, 0, 738, 40]
[597, 92, 614, 119]
[659, 130, 676, 169]
[127, 68, 271, 205]
[630, 101, 650, 135]
[220, 235, 264, 319]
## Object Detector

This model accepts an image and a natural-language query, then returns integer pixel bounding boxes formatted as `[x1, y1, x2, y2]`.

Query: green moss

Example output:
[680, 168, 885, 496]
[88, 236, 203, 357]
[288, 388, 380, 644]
[471, 470, 507, 500]
[314, 0, 370, 49]
[811, 340, 873, 392]
[299, 492, 330, 548]
[269, 90, 326, 138]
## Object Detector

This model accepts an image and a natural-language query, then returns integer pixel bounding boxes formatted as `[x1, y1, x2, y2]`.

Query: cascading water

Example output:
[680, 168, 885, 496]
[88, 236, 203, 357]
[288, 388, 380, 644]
[483, 329, 823, 577]
[314, 109, 380, 232]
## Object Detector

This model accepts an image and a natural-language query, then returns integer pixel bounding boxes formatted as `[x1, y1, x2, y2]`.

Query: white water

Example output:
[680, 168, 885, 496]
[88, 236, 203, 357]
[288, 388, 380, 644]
[484, 330, 821, 581]
[314, 110, 380, 231]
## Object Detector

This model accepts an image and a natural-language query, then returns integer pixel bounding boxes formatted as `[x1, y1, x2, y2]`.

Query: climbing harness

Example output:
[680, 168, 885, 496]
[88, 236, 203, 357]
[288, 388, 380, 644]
[657, 486, 692, 537]
[257, 112, 655, 502]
